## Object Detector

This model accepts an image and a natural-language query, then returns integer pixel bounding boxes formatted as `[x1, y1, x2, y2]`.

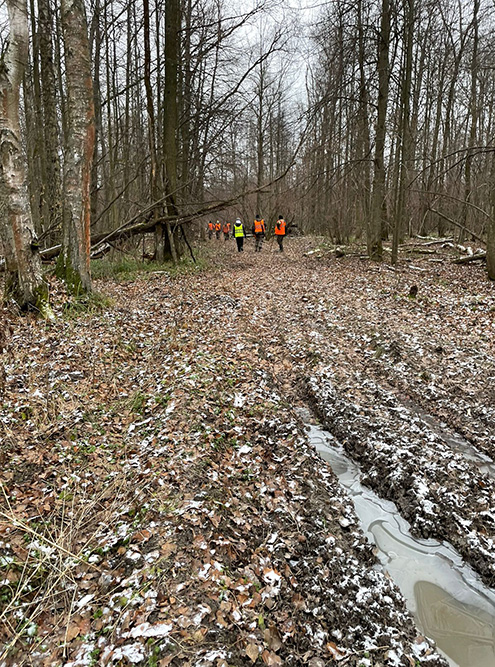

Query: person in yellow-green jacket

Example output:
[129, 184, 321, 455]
[233, 218, 245, 252]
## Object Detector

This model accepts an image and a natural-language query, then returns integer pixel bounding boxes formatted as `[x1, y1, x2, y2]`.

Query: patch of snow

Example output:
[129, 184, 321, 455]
[110, 642, 145, 663]
[128, 622, 172, 639]
[76, 594, 95, 610]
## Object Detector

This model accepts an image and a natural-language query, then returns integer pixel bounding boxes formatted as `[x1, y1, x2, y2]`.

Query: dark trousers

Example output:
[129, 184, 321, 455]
[224, 232, 229, 240]
[254, 233, 264, 252]
[235, 237, 244, 252]
[276, 235, 284, 252]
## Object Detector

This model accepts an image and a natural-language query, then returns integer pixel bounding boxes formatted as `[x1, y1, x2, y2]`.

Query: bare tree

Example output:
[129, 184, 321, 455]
[38, 0, 62, 239]
[392, 0, 415, 265]
[57, 0, 95, 293]
[162, 0, 179, 262]
[0, 0, 49, 312]
[369, 0, 390, 261]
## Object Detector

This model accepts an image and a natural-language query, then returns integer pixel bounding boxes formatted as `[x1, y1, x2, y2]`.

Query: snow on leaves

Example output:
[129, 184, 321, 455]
[0, 241, 470, 665]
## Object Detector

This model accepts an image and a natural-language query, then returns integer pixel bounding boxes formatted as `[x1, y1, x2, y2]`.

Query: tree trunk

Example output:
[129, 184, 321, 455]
[357, 0, 371, 228]
[488, 154, 495, 280]
[38, 0, 62, 241]
[58, 0, 95, 294]
[392, 0, 414, 264]
[143, 0, 162, 261]
[0, 0, 49, 312]
[460, 0, 479, 245]
[369, 0, 390, 261]
[163, 0, 179, 263]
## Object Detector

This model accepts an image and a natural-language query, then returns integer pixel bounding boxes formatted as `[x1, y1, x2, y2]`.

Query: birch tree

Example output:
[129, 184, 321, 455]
[57, 0, 95, 294]
[0, 0, 49, 312]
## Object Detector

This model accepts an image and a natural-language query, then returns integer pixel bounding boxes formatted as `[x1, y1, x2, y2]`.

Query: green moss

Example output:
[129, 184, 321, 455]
[56, 252, 88, 296]
[34, 283, 55, 320]
[63, 291, 113, 319]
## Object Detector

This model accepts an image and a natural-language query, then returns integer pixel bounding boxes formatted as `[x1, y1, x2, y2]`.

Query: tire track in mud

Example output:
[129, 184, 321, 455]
[305, 368, 495, 589]
[225, 247, 495, 591]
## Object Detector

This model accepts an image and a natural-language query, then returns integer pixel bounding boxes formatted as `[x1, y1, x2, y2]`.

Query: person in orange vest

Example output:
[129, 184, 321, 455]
[207, 220, 214, 240]
[215, 220, 221, 239]
[223, 221, 231, 240]
[252, 214, 266, 252]
[274, 215, 286, 252]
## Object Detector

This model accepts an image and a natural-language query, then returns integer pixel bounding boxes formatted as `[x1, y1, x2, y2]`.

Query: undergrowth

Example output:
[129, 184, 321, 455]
[63, 291, 113, 318]
[91, 254, 206, 282]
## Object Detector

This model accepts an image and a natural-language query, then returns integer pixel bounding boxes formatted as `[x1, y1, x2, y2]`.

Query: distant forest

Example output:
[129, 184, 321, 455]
[1, 0, 495, 312]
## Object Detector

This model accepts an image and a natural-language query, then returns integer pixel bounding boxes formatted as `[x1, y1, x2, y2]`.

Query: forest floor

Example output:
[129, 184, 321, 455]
[1, 236, 494, 667]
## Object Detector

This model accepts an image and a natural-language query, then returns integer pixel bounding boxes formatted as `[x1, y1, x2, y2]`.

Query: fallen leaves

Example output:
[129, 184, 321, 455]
[246, 643, 260, 662]
[0, 240, 459, 666]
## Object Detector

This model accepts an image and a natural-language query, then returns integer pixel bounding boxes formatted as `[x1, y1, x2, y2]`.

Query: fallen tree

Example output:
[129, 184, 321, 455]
[453, 252, 487, 264]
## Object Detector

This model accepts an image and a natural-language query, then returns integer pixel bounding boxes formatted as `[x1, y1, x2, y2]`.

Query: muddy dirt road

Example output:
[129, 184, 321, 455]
[1, 237, 494, 665]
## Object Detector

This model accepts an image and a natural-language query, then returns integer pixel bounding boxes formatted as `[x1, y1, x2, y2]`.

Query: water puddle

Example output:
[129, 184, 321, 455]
[304, 418, 495, 667]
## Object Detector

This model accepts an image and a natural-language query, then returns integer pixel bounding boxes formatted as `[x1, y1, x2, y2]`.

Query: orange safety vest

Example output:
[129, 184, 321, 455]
[223, 223, 230, 233]
[254, 218, 265, 234]
[208, 222, 214, 230]
[275, 219, 286, 235]
[215, 222, 221, 231]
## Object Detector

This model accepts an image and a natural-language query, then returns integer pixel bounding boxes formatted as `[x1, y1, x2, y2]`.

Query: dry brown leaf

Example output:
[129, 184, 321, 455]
[161, 542, 177, 557]
[264, 626, 283, 652]
[326, 641, 346, 660]
[131, 528, 152, 543]
[292, 593, 306, 610]
[246, 643, 260, 662]
[261, 650, 282, 665]
[64, 623, 81, 642]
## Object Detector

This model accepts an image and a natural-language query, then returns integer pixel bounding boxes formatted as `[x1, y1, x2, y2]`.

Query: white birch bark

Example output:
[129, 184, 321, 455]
[0, 0, 49, 311]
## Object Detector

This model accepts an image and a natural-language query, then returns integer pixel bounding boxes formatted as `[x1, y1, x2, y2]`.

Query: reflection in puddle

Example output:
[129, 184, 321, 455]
[304, 419, 495, 667]
[415, 582, 495, 667]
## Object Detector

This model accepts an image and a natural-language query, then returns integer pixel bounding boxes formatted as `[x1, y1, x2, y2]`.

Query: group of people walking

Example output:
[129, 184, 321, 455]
[207, 215, 287, 253]
[207, 220, 231, 241]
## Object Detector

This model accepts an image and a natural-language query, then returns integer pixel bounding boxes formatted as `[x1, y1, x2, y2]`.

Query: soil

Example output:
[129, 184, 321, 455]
[1, 236, 493, 666]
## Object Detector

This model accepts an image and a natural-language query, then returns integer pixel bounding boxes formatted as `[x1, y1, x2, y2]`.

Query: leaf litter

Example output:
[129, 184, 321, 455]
[2, 237, 493, 665]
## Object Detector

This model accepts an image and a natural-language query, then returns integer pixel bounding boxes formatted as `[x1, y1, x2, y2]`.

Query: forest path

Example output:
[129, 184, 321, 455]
[205, 238, 495, 587]
[1, 237, 493, 665]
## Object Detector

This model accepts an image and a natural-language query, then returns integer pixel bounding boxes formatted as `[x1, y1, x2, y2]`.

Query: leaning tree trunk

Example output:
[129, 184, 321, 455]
[0, 0, 50, 313]
[57, 0, 95, 294]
